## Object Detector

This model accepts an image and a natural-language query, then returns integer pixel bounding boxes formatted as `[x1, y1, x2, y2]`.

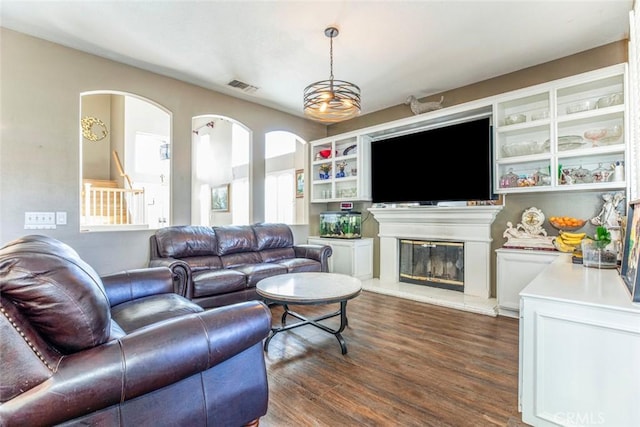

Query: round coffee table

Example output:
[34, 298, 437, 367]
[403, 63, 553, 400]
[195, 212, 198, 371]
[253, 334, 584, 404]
[256, 272, 362, 354]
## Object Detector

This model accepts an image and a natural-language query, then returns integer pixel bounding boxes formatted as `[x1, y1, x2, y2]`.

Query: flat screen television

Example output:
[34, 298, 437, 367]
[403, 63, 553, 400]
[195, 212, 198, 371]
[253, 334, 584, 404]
[370, 116, 495, 205]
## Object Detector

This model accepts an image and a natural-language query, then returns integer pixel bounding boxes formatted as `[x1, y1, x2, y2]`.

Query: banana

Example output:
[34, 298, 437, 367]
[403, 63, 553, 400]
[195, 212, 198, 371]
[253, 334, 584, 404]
[553, 237, 576, 253]
[559, 236, 584, 245]
[561, 231, 586, 239]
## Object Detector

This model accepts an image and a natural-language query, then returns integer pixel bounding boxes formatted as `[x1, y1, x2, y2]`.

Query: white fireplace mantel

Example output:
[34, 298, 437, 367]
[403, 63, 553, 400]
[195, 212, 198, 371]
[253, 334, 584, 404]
[367, 205, 503, 315]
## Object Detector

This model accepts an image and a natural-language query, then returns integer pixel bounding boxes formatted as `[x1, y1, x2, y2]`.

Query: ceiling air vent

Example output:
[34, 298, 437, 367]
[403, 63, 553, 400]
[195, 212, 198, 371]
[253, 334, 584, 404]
[227, 79, 259, 94]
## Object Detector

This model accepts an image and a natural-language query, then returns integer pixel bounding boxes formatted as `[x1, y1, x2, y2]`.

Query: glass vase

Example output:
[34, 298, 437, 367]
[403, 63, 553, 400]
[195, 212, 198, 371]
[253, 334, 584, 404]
[581, 239, 618, 269]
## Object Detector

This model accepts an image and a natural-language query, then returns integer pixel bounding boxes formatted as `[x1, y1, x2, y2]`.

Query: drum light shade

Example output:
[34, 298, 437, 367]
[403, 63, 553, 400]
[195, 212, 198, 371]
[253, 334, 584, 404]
[303, 27, 361, 123]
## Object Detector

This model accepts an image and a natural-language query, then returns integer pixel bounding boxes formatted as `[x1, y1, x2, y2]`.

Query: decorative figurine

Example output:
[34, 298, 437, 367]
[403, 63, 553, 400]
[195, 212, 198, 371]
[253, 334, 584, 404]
[590, 191, 625, 229]
[503, 207, 555, 250]
[590, 191, 625, 259]
[405, 95, 444, 115]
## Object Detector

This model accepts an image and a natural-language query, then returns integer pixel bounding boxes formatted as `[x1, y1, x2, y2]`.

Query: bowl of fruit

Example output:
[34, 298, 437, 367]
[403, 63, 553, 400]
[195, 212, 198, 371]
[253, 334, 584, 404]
[548, 216, 586, 232]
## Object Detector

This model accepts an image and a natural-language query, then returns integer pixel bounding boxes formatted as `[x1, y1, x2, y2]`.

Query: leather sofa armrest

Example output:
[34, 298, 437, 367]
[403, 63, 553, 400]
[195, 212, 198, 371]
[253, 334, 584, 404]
[148, 258, 191, 296]
[101, 267, 175, 307]
[0, 301, 271, 426]
[294, 244, 333, 272]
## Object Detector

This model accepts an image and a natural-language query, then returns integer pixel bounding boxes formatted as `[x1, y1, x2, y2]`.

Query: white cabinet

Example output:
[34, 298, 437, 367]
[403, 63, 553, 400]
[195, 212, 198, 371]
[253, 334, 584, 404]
[495, 64, 628, 194]
[310, 135, 371, 202]
[307, 237, 373, 280]
[519, 255, 640, 426]
[495, 248, 559, 318]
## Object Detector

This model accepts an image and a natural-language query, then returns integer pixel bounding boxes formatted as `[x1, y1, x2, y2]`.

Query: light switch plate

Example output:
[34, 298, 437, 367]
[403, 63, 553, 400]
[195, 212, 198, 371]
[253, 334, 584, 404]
[56, 211, 67, 225]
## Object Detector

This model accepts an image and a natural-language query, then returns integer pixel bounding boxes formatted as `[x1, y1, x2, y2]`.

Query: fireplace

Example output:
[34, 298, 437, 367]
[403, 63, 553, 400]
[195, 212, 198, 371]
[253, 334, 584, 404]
[367, 205, 503, 315]
[399, 239, 464, 291]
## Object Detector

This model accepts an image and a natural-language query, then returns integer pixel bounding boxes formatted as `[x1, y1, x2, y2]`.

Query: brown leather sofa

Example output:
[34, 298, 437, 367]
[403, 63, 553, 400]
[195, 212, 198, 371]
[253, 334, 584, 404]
[149, 223, 332, 309]
[0, 235, 271, 427]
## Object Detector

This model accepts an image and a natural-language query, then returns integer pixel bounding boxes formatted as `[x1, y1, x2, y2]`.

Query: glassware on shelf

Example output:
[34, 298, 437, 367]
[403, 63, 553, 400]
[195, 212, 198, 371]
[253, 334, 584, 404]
[595, 92, 623, 109]
[583, 128, 608, 146]
[499, 168, 519, 188]
[591, 163, 612, 183]
[569, 165, 593, 184]
[583, 125, 622, 147]
[533, 167, 551, 186]
[531, 110, 549, 121]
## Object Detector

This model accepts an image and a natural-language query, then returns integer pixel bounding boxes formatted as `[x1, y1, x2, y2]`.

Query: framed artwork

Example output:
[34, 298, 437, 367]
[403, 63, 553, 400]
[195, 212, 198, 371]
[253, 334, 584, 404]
[159, 143, 170, 160]
[620, 199, 640, 303]
[296, 169, 304, 198]
[211, 184, 230, 212]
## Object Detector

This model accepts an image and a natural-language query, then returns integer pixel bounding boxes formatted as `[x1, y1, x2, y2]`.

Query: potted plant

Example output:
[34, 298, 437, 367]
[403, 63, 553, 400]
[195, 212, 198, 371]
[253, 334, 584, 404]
[581, 225, 617, 268]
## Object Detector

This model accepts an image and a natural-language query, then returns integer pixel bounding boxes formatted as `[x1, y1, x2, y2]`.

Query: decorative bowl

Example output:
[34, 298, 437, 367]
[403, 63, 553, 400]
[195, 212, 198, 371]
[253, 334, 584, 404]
[556, 135, 587, 151]
[596, 92, 623, 109]
[597, 125, 623, 145]
[583, 127, 608, 141]
[549, 216, 586, 231]
[504, 114, 526, 125]
[318, 149, 332, 159]
[501, 140, 546, 157]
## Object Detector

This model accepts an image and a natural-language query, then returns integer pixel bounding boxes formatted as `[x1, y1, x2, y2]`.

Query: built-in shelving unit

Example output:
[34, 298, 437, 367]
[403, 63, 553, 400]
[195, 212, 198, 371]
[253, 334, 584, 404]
[310, 135, 371, 202]
[494, 64, 628, 194]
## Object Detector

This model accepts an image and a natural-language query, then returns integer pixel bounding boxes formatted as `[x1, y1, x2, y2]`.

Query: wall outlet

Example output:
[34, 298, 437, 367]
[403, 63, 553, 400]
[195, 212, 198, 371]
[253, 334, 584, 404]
[25, 212, 56, 229]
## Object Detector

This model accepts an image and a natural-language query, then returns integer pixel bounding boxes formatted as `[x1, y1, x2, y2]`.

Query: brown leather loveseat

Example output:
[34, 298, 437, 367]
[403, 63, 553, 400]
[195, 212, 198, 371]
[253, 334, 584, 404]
[0, 235, 271, 426]
[149, 223, 332, 309]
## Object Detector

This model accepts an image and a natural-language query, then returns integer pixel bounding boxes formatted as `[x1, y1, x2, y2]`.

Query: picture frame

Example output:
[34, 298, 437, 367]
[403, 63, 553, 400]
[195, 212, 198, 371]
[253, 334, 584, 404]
[620, 199, 640, 303]
[211, 184, 230, 212]
[159, 143, 170, 160]
[295, 169, 304, 198]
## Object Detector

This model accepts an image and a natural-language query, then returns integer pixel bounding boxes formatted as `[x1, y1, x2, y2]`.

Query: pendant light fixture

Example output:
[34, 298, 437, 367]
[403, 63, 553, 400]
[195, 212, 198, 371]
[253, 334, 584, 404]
[303, 26, 361, 123]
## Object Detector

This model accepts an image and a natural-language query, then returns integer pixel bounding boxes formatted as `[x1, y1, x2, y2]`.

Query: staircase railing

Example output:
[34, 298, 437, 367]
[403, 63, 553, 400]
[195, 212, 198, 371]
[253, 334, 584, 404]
[82, 183, 145, 226]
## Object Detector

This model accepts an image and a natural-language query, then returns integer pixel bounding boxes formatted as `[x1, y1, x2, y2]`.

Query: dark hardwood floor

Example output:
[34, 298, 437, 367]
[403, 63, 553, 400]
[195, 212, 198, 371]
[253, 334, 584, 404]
[260, 290, 529, 427]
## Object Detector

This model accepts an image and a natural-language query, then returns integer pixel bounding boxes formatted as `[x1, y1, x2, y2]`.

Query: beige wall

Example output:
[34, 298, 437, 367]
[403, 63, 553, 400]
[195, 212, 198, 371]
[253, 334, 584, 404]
[0, 28, 326, 274]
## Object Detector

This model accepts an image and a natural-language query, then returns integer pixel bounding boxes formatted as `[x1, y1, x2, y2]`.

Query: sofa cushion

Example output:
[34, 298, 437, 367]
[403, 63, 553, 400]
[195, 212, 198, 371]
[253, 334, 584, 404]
[180, 255, 224, 272]
[276, 258, 322, 273]
[0, 235, 111, 353]
[260, 247, 296, 263]
[231, 263, 287, 287]
[214, 225, 257, 255]
[191, 269, 247, 298]
[220, 252, 263, 269]
[253, 223, 294, 250]
[155, 226, 218, 258]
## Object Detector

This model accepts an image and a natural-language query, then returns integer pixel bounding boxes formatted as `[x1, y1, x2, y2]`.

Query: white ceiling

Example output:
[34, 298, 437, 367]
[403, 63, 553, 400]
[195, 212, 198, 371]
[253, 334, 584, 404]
[0, 0, 633, 119]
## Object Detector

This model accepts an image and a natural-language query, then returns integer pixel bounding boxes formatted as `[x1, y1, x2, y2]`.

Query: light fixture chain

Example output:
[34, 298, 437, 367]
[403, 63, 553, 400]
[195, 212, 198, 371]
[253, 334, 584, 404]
[329, 34, 334, 81]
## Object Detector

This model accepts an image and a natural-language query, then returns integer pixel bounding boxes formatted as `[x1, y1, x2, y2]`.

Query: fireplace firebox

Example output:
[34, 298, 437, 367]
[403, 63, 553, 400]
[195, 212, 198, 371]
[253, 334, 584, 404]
[399, 239, 464, 292]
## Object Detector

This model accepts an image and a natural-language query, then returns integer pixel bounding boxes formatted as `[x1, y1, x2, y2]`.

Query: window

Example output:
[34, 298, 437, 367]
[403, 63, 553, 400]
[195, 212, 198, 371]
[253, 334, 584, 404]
[265, 171, 294, 223]
[265, 131, 306, 224]
[265, 131, 296, 159]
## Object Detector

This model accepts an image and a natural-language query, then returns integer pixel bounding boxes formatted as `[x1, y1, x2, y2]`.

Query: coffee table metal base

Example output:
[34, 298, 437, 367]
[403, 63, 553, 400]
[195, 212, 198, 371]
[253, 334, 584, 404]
[264, 300, 350, 354]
